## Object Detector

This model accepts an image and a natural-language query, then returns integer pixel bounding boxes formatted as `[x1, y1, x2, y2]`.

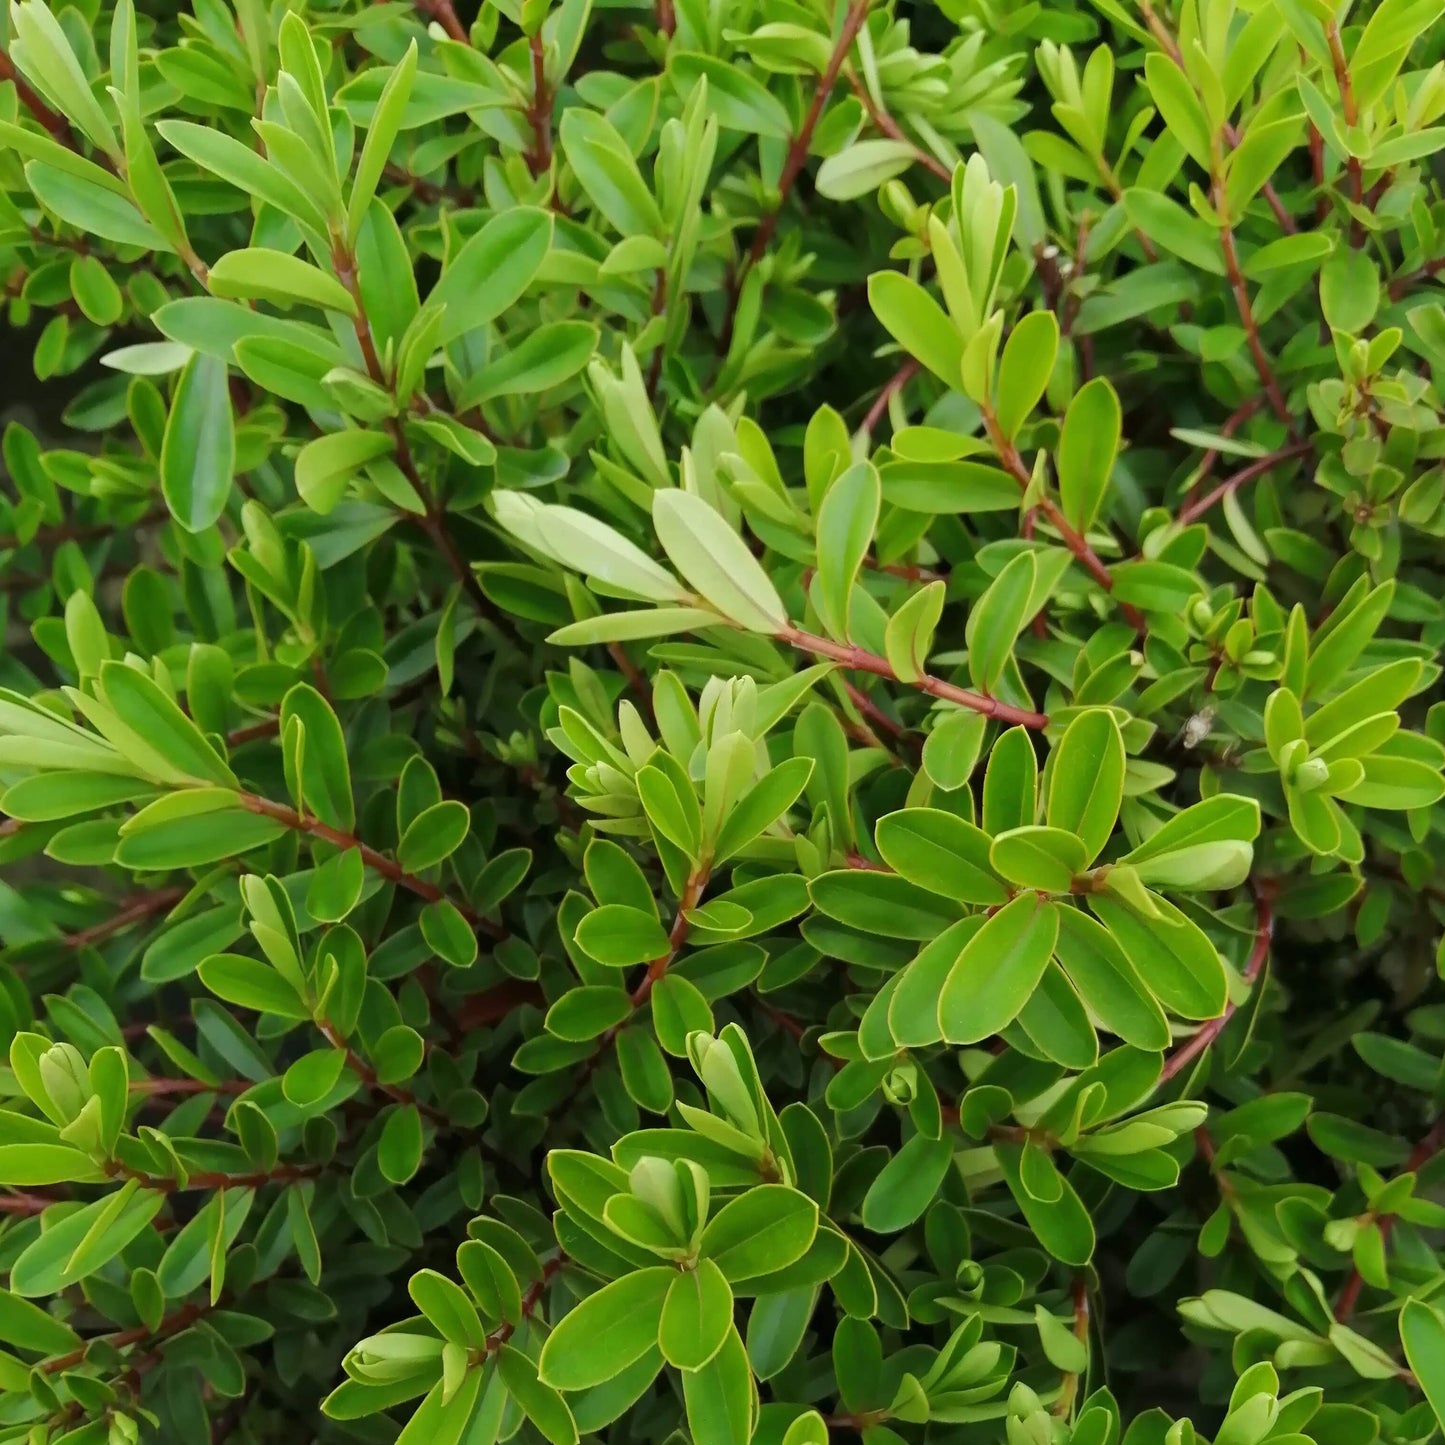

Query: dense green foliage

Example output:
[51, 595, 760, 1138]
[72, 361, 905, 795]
[5, 0, 1445, 1439]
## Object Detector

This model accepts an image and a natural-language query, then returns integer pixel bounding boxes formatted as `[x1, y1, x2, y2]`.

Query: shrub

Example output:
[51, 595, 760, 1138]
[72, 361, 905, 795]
[3, 0, 1445, 1440]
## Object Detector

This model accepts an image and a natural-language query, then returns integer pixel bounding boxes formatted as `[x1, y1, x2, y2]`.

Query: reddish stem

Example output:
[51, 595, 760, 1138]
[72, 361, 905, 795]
[1052, 1275, 1092, 1418]
[236, 791, 505, 939]
[1184, 399, 1260, 508]
[383, 162, 477, 208]
[64, 889, 184, 950]
[113, 1160, 323, 1194]
[482, 1254, 566, 1353]
[1334, 1113, 1445, 1321]
[225, 716, 282, 747]
[748, 0, 868, 269]
[843, 69, 949, 181]
[861, 359, 920, 438]
[1213, 178, 1291, 424]
[415, 0, 468, 41]
[561, 869, 710, 1103]
[318, 1020, 451, 1127]
[981, 406, 1146, 632]
[0, 1192, 58, 1216]
[42, 1302, 208, 1375]
[1325, 22, 1364, 239]
[842, 678, 909, 749]
[0, 48, 82, 155]
[755, 998, 808, 1042]
[524, 33, 552, 177]
[335, 244, 511, 639]
[1159, 883, 1274, 1085]
[1137, 2, 1294, 233]
[453, 978, 546, 1031]
[646, 267, 668, 402]
[717, 0, 870, 351]
[631, 869, 709, 1011]
[0, 507, 169, 554]
[1388, 255, 1445, 300]
[129, 1077, 248, 1098]
[1175, 441, 1313, 526]
[777, 624, 1048, 728]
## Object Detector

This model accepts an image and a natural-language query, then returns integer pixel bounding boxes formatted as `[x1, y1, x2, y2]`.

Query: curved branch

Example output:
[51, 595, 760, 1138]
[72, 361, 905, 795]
[1159, 882, 1274, 1085]
[236, 792, 505, 939]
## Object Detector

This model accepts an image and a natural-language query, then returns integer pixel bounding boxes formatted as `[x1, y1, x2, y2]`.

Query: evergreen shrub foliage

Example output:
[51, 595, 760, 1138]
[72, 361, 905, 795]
[5, 0, 1445, 1439]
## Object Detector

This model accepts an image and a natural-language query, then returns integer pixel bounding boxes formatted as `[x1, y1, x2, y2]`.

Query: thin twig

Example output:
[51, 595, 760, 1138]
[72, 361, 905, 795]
[236, 791, 506, 939]
[334, 243, 515, 641]
[981, 404, 1147, 631]
[414, 0, 468, 42]
[42, 1302, 209, 1375]
[1052, 1275, 1092, 1418]
[0, 47, 83, 155]
[382, 162, 476, 208]
[524, 33, 552, 177]
[776, 624, 1048, 727]
[1212, 175, 1291, 424]
[717, 0, 871, 352]
[842, 678, 910, 749]
[1325, 22, 1364, 242]
[1137, 1, 1294, 233]
[0, 507, 169, 554]
[1334, 1113, 1445, 1321]
[0, 1192, 60, 1216]
[558, 869, 711, 1103]
[1184, 399, 1260, 508]
[63, 889, 185, 950]
[842, 68, 949, 181]
[129, 1076, 249, 1098]
[1388, 255, 1445, 300]
[482, 1253, 567, 1353]
[110, 1159, 323, 1194]
[1175, 441, 1313, 526]
[747, 0, 869, 267]
[645, 267, 668, 401]
[860, 358, 919, 438]
[318, 1019, 451, 1128]
[1158, 882, 1274, 1085]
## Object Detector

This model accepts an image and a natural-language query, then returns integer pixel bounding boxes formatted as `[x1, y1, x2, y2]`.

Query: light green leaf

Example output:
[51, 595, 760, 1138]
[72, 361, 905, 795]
[1402, 1300, 1445, 1430]
[652, 491, 785, 632]
[861, 1134, 953, 1233]
[868, 271, 963, 388]
[1046, 709, 1125, 863]
[559, 109, 663, 238]
[429, 208, 553, 344]
[967, 551, 1036, 692]
[158, 354, 235, 534]
[1056, 378, 1121, 533]
[995, 310, 1058, 440]
[295, 430, 395, 515]
[938, 893, 1059, 1044]
[660, 1258, 733, 1370]
[498, 1345, 579, 1445]
[208, 249, 357, 314]
[813, 463, 879, 642]
[700, 1186, 818, 1283]
[681, 1326, 754, 1445]
[816, 140, 917, 200]
[539, 1268, 672, 1390]
[669, 54, 791, 138]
